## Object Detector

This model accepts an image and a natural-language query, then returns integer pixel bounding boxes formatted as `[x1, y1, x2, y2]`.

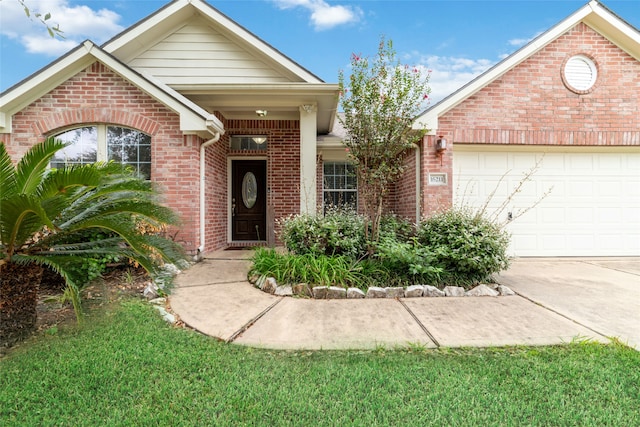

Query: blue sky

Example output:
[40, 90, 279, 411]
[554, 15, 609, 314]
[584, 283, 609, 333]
[1, 0, 639, 102]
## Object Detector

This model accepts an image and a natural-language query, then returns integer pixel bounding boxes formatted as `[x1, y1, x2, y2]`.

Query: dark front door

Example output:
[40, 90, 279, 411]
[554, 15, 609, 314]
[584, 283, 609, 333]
[232, 160, 267, 241]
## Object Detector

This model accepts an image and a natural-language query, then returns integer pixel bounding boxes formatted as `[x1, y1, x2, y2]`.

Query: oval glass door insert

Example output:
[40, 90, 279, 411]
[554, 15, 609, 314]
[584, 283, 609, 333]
[242, 172, 258, 209]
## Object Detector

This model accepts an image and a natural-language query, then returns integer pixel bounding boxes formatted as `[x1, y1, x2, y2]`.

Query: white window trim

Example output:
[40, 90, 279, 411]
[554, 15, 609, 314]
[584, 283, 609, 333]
[52, 124, 151, 179]
[322, 161, 358, 210]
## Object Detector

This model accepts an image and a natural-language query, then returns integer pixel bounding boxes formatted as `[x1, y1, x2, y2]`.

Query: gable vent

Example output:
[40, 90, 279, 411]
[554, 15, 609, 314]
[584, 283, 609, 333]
[563, 55, 597, 92]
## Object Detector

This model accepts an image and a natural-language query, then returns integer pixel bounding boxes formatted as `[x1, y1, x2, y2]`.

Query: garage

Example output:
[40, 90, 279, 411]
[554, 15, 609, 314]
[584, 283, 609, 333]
[453, 147, 640, 257]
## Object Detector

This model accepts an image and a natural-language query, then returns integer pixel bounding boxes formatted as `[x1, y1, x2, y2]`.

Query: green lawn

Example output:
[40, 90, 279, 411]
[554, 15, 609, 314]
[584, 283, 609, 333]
[1, 300, 638, 426]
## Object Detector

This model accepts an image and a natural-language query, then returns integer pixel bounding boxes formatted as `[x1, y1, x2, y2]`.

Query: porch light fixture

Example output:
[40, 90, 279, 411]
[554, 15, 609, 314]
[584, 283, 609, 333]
[252, 136, 267, 145]
[435, 136, 447, 153]
[255, 110, 268, 117]
[435, 136, 447, 166]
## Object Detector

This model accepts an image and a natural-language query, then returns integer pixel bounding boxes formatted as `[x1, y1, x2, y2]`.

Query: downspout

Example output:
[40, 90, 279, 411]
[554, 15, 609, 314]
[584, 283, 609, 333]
[415, 142, 421, 222]
[198, 131, 222, 258]
[411, 141, 422, 223]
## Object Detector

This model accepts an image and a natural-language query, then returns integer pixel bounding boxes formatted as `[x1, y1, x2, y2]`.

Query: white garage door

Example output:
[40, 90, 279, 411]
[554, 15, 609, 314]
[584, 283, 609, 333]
[453, 148, 640, 256]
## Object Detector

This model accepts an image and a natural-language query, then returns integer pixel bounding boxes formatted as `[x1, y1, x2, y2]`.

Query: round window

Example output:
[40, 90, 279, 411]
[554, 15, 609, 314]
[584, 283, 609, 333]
[563, 55, 597, 93]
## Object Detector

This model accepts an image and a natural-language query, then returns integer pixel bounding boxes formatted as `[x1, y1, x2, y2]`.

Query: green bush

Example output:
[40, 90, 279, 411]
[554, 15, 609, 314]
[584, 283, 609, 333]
[417, 207, 510, 285]
[374, 237, 442, 286]
[249, 248, 377, 289]
[270, 207, 510, 289]
[378, 214, 417, 241]
[59, 230, 121, 287]
[278, 207, 366, 259]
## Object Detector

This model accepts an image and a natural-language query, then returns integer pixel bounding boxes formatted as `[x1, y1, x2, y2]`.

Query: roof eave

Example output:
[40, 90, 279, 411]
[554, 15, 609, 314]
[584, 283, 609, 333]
[0, 40, 224, 136]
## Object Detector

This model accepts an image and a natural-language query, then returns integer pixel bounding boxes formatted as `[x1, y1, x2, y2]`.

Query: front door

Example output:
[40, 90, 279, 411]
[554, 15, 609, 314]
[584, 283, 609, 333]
[232, 160, 267, 241]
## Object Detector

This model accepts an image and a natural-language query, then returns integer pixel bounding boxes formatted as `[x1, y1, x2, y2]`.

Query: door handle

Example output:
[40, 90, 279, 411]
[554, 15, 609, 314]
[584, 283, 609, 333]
[232, 198, 236, 217]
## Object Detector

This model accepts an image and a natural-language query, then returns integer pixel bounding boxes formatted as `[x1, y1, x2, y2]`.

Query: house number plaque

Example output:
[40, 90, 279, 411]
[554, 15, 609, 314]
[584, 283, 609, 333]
[428, 173, 448, 186]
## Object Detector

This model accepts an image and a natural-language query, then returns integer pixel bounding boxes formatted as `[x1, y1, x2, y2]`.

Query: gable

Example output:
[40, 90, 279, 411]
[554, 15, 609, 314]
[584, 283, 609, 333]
[103, 0, 323, 85]
[439, 23, 640, 136]
[127, 16, 300, 86]
[0, 41, 224, 136]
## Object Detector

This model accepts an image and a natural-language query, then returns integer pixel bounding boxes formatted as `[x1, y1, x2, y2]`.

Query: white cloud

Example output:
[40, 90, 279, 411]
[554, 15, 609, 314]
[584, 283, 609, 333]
[272, 0, 361, 30]
[417, 55, 496, 104]
[0, 0, 124, 56]
[508, 31, 544, 47]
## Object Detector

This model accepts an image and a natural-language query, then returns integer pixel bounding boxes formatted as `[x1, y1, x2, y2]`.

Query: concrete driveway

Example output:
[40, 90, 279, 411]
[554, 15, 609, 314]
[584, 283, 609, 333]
[496, 258, 640, 349]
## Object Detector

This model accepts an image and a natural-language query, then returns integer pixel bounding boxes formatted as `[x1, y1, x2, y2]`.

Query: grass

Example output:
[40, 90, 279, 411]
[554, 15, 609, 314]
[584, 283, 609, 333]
[1, 300, 639, 426]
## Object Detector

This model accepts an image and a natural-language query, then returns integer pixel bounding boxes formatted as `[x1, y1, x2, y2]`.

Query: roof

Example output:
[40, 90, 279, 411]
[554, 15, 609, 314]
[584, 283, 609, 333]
[413, 0, 640, 133]
[101, 0, 339, 133]
[0, 40, 224, 137]
[1, 0, 339, 135]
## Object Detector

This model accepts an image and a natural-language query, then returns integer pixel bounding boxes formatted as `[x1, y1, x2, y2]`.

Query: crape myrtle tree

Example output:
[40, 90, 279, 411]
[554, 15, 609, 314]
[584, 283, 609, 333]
[338, 37, 431, 246]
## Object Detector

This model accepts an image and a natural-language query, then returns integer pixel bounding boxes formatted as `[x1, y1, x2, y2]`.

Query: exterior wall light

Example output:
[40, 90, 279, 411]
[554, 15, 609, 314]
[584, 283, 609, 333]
[255, 110, 268, 117]
[435, 136, 447, 166]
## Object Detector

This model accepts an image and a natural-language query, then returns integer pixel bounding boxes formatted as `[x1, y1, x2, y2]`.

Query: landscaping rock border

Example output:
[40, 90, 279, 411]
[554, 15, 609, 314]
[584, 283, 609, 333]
[250, 276, 516, 299]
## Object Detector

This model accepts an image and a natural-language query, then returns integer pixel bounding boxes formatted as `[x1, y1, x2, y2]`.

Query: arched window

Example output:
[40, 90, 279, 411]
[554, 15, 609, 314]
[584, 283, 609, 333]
[51, 125, 151, 179]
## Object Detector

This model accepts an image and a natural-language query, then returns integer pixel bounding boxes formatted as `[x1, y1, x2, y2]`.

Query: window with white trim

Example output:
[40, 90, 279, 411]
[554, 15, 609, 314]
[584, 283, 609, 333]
[51, 125, 152, 179]
[323, 161, 357, 209]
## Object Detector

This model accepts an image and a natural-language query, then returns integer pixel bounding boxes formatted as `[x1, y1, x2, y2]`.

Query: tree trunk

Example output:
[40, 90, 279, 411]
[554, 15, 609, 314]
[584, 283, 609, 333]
[0, 262, 43, 348]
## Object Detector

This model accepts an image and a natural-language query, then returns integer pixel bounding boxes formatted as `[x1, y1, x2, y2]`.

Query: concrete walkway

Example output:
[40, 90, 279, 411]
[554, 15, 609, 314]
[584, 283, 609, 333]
[170, 250, 638, 350]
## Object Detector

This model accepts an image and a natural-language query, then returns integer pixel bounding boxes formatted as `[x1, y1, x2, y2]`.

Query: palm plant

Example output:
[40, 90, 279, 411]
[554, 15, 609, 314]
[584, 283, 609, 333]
[1, 138, 186, 347]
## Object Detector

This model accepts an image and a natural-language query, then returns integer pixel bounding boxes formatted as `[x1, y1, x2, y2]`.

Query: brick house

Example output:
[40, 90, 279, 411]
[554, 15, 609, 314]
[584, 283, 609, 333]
[1, 0, 638, 258]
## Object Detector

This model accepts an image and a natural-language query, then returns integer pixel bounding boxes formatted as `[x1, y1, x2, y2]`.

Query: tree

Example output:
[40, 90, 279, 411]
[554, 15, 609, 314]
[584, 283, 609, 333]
[338, 37, 430, 245]
[0, 138, 185, 347]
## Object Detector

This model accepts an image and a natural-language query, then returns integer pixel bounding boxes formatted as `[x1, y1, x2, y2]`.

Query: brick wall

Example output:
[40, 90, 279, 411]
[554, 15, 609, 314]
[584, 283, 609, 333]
[420, 135, 452, 217]
[390, 147, 419, 222]
[439, 23, 640, 144]
[2, 62, 202, 254]
[203, 129, 228, 253]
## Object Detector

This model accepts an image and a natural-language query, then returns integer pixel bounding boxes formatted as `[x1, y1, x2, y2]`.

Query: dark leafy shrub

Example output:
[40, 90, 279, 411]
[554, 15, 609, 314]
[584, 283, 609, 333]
[375, 237, 443, 286]
[59, 229, 121, 287]
[278, 207, 366, 259]
[378, 214, 417, 241]
[416, 207, 510, 285]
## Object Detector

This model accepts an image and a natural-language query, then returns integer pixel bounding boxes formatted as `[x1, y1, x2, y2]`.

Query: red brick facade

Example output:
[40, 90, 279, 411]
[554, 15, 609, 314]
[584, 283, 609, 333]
[421, 22, 640, 217]
[3, 63, 202, 253]
[389, 147, 419, 223]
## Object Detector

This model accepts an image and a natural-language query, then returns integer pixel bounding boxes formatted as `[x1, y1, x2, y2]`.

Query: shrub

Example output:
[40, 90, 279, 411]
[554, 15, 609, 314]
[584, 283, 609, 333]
[375, 237, 442, 286]
[278, 207, 366, 259]
[417, 207, 510, 285]
[249, 248, 377, 289]
[57, 229, 121, 288]
[378, 214, 417, 241]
